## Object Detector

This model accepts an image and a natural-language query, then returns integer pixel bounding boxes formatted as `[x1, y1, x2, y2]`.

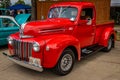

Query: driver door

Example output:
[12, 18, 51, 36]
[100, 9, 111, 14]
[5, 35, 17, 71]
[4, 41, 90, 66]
[77, 8, 95, 48]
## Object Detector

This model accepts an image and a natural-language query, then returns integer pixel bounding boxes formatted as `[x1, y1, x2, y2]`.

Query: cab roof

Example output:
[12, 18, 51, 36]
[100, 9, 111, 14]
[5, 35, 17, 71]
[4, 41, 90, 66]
[51, 2, 94, 8]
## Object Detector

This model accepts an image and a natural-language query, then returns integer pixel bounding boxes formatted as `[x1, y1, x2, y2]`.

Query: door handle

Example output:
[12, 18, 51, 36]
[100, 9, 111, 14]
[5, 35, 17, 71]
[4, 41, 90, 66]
[91, 33, 95, 36]
[92, 25, 95, 27]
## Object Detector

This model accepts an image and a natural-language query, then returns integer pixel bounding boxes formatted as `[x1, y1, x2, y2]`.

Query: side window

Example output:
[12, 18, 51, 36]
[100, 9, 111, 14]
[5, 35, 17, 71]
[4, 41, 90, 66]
[2, 18, 18, 28]
[80, 8, 93, 20]
[0, 18, 3, 28]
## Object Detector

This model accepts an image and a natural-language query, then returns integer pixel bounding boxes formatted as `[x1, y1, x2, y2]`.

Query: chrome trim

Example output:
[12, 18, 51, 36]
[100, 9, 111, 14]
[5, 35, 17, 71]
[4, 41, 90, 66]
[19, 41, 22, 58]
[39, 28, 65, 33]
[8, 57, 43, 72]
[20, 35, 33, 39]
[2, 52, 43, 72]
[28, 43, 32, 57]
[18, 40, 20, 57]
[13, 39, 33, 60]
[19, 23, 26, 38]
[23, 42, 27, 59]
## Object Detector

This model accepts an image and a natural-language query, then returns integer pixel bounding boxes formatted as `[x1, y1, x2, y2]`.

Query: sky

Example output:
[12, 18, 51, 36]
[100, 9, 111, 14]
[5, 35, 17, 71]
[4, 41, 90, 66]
[111, 0, 120, 3]
[111, 0, 120, 6]
[10, 0, 31, 5]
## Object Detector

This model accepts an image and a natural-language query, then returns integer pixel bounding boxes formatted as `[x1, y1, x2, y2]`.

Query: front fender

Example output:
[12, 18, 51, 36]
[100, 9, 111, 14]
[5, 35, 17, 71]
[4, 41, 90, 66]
[43, 35, 80, 68]
[99, 27, 115, 47]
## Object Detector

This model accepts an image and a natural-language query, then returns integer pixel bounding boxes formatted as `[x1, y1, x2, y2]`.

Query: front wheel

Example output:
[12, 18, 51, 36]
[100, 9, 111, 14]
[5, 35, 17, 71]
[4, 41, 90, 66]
[53, 48, 75, 76]
[103, 37, 113, 52]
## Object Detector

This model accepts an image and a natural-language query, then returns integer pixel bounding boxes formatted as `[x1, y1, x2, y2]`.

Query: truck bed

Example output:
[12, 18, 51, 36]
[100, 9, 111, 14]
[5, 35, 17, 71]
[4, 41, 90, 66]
[96, 20, 114, 26]
[94, 20, 114, 44]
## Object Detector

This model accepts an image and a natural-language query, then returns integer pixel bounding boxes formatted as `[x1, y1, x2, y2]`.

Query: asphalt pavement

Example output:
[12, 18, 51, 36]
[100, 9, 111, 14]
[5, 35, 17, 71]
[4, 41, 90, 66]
[0, 41, 120, 80]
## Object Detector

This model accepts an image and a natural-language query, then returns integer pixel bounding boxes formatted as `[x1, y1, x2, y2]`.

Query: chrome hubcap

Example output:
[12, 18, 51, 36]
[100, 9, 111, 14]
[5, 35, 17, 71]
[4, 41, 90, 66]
[60, 54, 73, 71]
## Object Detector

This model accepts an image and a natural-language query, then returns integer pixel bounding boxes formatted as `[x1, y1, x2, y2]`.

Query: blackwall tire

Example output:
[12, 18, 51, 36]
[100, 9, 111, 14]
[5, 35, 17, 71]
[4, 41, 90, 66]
[53, 48, 75, 76]
[103, 37, 113, 52]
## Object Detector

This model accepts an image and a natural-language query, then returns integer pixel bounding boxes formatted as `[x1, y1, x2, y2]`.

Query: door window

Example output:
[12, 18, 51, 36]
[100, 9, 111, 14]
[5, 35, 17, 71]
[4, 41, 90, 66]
[0, 18, 3, 28]
[2, 18, 18, 28]
[80, 8, 93, 20]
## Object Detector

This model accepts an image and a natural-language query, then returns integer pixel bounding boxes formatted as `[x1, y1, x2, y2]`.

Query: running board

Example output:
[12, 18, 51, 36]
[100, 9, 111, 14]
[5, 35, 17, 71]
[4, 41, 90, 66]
[81, 45, 104, 58]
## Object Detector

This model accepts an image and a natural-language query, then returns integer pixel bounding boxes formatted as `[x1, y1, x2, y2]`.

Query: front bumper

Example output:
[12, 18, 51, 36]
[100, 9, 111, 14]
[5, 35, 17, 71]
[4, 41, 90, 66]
[2, 52, 43, 72]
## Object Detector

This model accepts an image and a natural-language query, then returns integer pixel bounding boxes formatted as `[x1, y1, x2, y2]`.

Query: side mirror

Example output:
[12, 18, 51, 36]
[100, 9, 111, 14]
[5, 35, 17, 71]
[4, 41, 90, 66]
[70, 17, 75, 22]
[86, 18, 92, 25]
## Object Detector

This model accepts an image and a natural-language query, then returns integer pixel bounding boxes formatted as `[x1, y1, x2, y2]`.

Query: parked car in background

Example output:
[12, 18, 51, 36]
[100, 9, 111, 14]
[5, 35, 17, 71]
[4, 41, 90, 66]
[0, 8, 9, 15]
[0, 14, 31, 46]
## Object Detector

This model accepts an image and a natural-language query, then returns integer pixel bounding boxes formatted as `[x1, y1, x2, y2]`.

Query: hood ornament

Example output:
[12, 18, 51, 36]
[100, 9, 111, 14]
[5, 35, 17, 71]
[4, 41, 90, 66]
[19, 23, 26, 38]
[19, 23, 33, 39]
[19, 28, 24, 38]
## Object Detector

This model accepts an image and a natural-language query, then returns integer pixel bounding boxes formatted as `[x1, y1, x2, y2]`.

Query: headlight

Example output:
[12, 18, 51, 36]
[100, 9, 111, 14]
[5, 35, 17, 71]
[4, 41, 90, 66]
[8, 37, 13, 45]
[33, 42, 40, 52]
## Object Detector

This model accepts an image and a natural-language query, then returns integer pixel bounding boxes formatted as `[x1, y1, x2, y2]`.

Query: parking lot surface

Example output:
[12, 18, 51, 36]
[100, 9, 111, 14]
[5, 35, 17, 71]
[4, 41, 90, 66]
[0, 41, 120, 80]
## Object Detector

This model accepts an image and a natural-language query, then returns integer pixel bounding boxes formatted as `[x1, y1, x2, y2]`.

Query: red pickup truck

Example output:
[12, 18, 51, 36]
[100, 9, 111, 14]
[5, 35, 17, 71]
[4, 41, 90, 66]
[4, 2, 115, 75]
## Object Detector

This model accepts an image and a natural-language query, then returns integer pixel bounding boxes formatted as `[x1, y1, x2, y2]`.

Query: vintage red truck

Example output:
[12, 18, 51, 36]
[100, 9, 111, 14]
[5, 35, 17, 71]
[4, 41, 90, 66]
[4, 2, 116, 75]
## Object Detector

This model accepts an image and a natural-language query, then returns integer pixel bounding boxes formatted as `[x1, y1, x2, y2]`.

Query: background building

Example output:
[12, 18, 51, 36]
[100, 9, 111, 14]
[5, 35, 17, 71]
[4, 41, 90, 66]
[36, 0, 111, 23]
[111, 0, 120, 25]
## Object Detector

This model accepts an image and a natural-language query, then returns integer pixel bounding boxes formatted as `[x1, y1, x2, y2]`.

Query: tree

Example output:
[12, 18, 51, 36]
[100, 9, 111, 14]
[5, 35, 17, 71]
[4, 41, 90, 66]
[15, 0, 25, 5]
[0, 0, 11, 8]
[31, 0, 37, 20]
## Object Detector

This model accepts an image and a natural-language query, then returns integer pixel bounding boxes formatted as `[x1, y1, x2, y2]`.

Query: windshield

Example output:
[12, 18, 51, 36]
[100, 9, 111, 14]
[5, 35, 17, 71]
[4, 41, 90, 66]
[48, 7, 78, 20]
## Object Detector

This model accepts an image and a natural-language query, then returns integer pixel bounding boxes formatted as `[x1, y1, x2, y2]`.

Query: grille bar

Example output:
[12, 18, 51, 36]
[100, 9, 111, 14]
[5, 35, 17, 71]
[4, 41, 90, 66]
[23, 42, 27, 59]
[28, 43, 32, 57]
[13, 39, 33, 61]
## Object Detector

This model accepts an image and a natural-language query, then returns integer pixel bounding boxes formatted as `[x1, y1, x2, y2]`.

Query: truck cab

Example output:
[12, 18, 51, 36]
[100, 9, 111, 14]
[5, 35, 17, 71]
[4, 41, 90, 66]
[48, 2, 96, 48]
[5, 2, 115, 76]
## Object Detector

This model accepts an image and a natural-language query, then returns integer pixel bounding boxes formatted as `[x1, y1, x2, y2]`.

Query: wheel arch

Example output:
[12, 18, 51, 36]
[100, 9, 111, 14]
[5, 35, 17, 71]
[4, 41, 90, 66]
[65, 46, 80, 61]
[99, 28, 116, 47]
[43, 35, 81, 68]
[53, 44, 81, 68]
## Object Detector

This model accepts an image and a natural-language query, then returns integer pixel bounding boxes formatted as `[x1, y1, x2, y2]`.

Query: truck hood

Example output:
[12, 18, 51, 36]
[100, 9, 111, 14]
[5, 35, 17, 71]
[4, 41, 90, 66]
[23, 18, 74, 37]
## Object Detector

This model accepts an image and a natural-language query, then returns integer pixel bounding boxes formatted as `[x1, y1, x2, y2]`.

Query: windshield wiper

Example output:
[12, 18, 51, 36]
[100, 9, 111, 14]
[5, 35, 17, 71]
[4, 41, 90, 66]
[59, 6, 71, 17]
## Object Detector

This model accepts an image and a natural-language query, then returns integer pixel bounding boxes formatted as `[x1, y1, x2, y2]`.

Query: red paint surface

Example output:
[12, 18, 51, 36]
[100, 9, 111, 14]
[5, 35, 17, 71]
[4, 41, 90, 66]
[8, 2, 115, 68]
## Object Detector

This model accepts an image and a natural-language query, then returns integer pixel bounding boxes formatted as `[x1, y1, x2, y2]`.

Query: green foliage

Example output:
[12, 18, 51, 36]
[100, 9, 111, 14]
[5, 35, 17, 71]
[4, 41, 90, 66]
[15, 0, 25, 5]
[0, 0, 11, 8]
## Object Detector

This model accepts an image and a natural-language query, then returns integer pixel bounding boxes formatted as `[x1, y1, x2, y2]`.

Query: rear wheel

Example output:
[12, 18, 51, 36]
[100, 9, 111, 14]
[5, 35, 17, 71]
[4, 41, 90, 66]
[53, 48, 75, 76]
[103, 37, 113, 52]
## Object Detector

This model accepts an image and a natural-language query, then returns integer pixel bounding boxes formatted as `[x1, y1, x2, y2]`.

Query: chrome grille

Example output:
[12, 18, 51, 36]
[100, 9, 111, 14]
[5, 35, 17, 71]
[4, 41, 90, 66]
[13, 39, 33, 61]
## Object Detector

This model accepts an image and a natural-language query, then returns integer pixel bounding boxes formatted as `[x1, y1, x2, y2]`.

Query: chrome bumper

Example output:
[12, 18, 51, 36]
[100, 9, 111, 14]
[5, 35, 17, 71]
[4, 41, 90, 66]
[3, 52, 43, 72]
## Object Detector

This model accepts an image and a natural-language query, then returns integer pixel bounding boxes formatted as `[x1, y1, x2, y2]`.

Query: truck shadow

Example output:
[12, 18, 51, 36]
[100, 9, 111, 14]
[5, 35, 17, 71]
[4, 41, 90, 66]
[0, 45, 8, 51]
[74, 51, 107, 68]
[2, 42, 119, 79]
[13, 50, 110, 79]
